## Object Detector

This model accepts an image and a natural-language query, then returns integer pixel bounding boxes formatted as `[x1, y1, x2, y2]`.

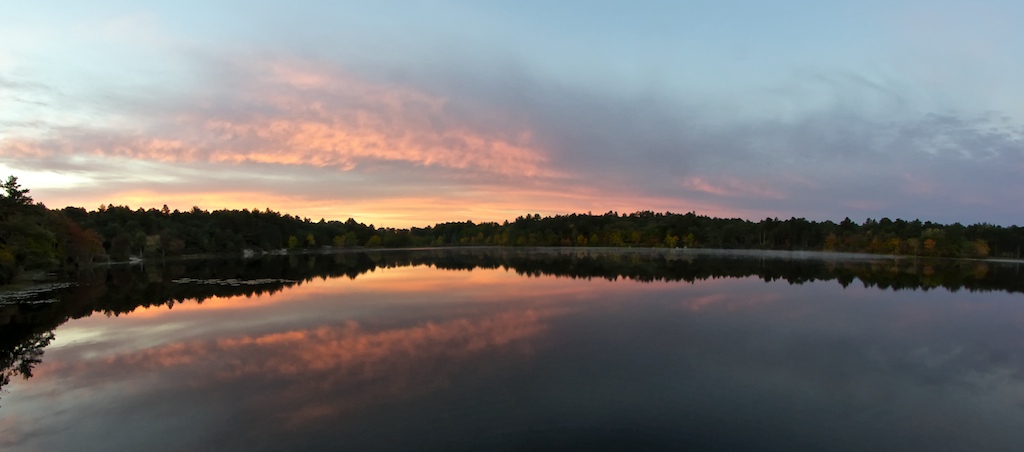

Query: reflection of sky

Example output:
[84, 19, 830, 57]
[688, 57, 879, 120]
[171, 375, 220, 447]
[3, 265, 1024, 450]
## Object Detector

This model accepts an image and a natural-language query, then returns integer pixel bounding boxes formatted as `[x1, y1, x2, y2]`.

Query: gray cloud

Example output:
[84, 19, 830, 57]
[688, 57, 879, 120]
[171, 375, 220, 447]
[398, 63, 1024, 224]
[3, 49, 1023, 226]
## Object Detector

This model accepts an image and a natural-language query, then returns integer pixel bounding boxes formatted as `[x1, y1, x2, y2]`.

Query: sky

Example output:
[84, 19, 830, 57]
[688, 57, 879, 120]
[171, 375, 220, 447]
[1, 1, 1023, 228]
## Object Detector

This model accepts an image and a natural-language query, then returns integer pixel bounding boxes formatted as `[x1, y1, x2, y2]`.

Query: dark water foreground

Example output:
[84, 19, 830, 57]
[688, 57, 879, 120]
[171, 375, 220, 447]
[2, 248, 1023, 451]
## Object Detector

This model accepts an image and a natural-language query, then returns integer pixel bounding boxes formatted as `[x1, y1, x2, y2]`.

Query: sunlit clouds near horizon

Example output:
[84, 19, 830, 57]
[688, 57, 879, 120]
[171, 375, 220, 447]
[2, 1, 1023, 227]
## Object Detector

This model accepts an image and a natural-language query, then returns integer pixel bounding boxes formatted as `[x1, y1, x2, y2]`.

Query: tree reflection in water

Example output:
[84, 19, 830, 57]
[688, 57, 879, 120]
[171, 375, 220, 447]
[0, 247, 1021, 404]
[0, 330, 53, 407]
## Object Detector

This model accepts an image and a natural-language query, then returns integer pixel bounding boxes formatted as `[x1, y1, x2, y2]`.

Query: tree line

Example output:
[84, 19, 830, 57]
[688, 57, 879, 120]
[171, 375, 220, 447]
[2, 175, 1023, 284]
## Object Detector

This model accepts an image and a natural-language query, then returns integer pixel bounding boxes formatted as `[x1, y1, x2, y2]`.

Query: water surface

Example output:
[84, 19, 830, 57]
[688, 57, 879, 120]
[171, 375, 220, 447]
[2, 249, 1023, 451]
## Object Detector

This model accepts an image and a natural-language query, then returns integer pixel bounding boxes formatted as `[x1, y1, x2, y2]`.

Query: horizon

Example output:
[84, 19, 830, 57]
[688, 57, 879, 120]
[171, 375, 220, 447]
[41, 195, 1023, 230]
[3, 2, 1023, 229]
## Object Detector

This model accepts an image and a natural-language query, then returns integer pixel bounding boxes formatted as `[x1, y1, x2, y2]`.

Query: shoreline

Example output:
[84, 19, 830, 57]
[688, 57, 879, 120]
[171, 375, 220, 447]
[97, 245, 1024, 266]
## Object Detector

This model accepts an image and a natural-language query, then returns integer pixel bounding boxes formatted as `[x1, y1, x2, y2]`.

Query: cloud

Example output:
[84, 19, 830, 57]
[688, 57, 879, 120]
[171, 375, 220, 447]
[679, 176, 786, 200]
[411, 66, 1024, 223]
[2, 58, 555, 180]
[3, 48, 1024, 226]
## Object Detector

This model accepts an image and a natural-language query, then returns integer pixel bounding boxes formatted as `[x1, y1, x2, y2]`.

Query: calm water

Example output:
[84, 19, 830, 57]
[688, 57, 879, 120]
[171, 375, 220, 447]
[2, 248, 1024, 451]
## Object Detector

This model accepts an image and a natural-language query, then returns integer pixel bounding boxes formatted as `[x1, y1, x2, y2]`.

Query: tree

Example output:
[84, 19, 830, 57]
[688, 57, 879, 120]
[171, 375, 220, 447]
[343, 231, 358, 247]
[109, 233, 133, 261]
[50, 212, 105, 267]
[145, 235, 162, 256]
[1, 176, 31, 205]
[664, 234, 680, 248]
[683, 233, 696, 248]
[0, 176, 32, 221]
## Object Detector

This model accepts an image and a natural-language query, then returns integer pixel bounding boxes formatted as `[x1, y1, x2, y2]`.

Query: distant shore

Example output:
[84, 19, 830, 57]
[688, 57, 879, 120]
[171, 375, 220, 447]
[99, 245, 1024, 267]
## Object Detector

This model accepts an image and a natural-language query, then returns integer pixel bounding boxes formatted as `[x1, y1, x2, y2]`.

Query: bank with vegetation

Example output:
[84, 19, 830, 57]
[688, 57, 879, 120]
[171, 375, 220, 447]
[1, 175, 1022, 284]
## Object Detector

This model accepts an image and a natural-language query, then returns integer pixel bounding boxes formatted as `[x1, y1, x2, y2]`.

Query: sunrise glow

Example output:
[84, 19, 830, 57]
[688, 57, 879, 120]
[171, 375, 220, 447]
[2, 2, 1023, 227]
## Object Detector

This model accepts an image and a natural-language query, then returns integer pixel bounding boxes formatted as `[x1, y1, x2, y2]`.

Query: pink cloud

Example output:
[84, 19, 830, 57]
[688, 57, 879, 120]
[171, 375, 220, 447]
[679, 176, 785, 200]
[2, 59, 557, 179]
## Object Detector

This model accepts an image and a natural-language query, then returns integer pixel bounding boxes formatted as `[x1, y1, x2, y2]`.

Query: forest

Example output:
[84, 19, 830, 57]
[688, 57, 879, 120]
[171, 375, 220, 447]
[1, 175, 1022, 284]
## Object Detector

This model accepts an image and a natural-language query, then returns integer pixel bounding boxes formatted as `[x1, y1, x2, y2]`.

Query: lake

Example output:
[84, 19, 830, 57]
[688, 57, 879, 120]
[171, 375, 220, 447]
[2, 248, 1024, 451]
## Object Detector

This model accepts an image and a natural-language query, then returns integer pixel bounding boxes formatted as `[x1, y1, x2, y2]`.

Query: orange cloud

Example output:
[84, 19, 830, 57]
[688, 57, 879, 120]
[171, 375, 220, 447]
[2, 60, 555, 179]
[3, 58, 771, 226]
